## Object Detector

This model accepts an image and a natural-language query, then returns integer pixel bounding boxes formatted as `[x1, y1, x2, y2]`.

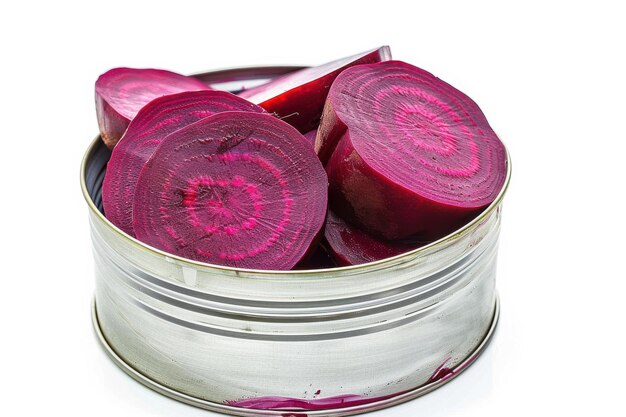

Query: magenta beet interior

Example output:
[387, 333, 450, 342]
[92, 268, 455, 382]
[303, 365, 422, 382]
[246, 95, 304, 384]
[326, 61, 506, 209]
[238, 46, 391, 133]
[102, 91, 265, 237]
[132, 111, 328, 270]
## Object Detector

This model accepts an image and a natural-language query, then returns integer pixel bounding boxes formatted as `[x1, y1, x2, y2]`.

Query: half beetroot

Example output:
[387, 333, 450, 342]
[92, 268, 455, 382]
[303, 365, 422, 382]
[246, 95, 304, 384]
[325, 211, 424, 266]
[133, 111, 328, 270]
[95, 67, 210, 149]
[102, 90, 265, 237]
[320, 61, 507, 240]
[238, 46, 391, 133]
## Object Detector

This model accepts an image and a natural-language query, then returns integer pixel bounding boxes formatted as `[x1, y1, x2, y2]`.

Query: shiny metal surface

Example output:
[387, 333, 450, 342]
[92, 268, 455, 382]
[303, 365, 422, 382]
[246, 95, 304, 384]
[92, 296, 499, 416]
[82, 66, 511, 415]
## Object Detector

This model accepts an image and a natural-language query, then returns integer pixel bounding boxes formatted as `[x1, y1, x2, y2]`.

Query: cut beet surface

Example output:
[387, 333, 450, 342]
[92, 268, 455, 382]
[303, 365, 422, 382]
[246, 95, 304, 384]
[320, 61, 507, 240]
[238, 46, 391, 133]
[133, 111, 328, 270]
[325, 211, 425, 266]
[96, 68, 211, 149]
[102, 90, 265, 237]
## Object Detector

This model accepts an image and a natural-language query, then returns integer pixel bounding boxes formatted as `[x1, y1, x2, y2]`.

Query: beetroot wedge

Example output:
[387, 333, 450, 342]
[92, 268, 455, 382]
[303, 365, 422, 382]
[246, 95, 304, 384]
[133, 111, 328, 270]
[238, 47, 391, 133]
[96, 67, 210, 149]
[321, 61, 507, 240]
[325, 211, 423, 266]
[102, 90, 265, 237]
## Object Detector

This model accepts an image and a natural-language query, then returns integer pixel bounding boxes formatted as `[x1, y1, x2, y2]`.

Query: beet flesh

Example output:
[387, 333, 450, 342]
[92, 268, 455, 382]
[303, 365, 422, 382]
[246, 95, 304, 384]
[320, 61, 507, 240]
[325, 211, 422, 266]
[133, 111, 328, 270]
[96, 68, 210, 149]
[238, 47, 391, 133]
[102, 91, 265, 237]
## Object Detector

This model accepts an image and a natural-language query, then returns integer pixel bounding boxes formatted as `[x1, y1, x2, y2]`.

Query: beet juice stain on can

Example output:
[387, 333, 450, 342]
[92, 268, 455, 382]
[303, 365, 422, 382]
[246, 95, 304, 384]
[81, 66, 511, 416]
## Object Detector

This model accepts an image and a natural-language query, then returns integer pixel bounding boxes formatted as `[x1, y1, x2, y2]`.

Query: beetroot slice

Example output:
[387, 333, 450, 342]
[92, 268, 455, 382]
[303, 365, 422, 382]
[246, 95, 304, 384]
[325, 211, 423, 266]
[133, 111, 328, 270]
[321, 61, 507, 240]
[96, 68, 211, 149]
[238, 47, 391, 133]
[102, 90, 265, 237]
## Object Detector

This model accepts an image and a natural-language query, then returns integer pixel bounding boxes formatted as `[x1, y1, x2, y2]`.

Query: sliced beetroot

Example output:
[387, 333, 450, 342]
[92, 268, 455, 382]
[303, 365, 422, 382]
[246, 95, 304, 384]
[303, 129, 318, 147]
[133, 111, 328, 270]
[321, 61, 507, 240]
[96, 67, 210, 149]
[238, 47, 391, 133]
[325, 211, 424, 266]
[102, 90, 265, 237]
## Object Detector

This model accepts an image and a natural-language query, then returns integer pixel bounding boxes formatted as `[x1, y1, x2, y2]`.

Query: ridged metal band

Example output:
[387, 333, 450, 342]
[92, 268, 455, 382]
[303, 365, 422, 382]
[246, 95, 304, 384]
[92, 222, 498, 319]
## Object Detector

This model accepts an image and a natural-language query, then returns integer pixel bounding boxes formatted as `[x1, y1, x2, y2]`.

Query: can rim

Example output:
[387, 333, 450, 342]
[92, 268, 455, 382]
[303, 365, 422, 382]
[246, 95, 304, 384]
[191, 65, 307, 84]
[80, 66, 512, 277]
[92, 295, 499, 416]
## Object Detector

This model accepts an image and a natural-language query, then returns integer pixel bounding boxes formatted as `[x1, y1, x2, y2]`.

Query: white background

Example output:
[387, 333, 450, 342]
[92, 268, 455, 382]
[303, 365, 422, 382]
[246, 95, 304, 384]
[1, 1, 624, 415]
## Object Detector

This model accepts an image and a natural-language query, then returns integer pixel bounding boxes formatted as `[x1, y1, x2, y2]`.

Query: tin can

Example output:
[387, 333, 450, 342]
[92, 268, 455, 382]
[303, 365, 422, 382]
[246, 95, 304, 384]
[81, 66, 511, 416]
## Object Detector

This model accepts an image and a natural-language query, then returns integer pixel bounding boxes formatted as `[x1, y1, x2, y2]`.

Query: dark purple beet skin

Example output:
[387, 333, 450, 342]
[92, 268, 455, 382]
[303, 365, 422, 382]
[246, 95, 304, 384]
[95, 68, 211, 149]
[102, 91, 265, 237]
[325, 211, 425, 266]
[319, 61, 507, 240]
[132, 111, 328, 270]
[238, 46, 391, 133]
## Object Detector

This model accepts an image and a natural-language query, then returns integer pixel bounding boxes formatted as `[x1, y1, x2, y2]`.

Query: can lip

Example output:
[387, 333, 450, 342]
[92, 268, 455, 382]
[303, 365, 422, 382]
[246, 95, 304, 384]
[80, 66, 511, 277]
[191, 65, 307, 84]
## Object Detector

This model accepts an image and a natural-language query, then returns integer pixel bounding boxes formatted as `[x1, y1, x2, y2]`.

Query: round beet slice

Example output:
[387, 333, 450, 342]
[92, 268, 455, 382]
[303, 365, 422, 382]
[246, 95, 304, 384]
[133, 111, 328, 270]
[325, 211, 424, 266]
[96, 67, 210, 149]
[320, 61, 507, 240]
[102, 90, 265, 237]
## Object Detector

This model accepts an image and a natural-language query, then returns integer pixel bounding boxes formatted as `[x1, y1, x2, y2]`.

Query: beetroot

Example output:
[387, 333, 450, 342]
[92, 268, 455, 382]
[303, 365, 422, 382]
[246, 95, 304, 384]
[132, 111, 328, 270]
[320, 61, 507, 240]
[325, 211, 424, 266]
[95, 68, 210, 149]
[238, 47, 391, 133]
[102, 91, 265, 237]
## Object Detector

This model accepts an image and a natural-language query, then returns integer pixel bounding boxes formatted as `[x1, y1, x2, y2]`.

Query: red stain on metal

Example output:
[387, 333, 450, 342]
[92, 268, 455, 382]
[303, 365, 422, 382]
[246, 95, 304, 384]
[226, 393, 395, 410]
[226, 357, 473, 411]
[427, 358, 455, 383]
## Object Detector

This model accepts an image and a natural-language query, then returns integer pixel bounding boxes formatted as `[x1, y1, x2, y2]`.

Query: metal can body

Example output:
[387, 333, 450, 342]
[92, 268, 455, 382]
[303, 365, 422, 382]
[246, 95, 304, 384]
[82, 67, 510, 416]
